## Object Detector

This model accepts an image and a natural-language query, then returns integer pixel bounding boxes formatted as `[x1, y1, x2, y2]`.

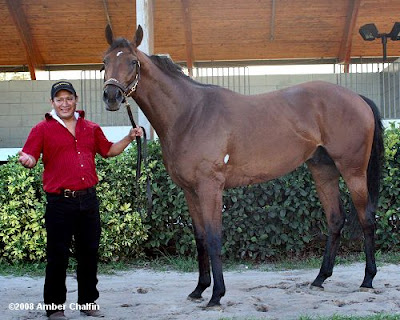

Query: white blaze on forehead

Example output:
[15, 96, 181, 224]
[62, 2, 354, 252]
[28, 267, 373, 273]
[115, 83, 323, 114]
[224, 154, 230, 164]
[116, 51, 123, 57]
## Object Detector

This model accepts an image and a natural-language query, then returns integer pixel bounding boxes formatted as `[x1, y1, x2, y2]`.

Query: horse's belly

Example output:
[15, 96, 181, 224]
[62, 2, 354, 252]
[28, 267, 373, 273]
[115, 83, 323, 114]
[224, 147, 314, 189]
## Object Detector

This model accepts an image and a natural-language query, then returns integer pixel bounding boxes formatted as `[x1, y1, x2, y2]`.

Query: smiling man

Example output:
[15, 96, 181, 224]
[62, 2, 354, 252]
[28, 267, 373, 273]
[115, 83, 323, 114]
[18, 81, 142, 320]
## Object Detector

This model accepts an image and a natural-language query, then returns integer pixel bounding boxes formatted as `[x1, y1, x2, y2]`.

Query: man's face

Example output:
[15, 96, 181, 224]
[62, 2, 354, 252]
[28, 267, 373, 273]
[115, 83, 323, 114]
[51, 90, 78, 120]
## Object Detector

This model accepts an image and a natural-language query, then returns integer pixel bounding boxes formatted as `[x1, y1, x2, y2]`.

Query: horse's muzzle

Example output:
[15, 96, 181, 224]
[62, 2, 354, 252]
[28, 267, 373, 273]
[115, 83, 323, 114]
[103, 86, 124, 111]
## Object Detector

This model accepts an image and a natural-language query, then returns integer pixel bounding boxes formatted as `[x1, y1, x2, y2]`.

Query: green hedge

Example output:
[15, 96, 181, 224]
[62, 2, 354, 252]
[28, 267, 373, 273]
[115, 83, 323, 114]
[0, 124, 399, 263]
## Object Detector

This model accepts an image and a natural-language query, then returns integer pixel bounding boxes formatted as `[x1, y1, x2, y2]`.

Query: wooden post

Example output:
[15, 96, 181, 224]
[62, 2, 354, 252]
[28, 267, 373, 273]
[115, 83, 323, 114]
[136, 0, 155, 139]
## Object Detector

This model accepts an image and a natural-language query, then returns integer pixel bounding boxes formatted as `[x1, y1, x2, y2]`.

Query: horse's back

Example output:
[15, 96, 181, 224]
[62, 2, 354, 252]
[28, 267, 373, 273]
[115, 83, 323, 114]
[227, 80, 375, 144]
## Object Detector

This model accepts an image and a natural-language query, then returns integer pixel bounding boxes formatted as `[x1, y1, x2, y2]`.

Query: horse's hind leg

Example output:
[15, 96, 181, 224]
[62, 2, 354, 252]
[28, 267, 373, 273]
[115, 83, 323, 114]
[343, 174, 377, 289]
[184, 190, 211, 300]
[307, 154, 345, 289]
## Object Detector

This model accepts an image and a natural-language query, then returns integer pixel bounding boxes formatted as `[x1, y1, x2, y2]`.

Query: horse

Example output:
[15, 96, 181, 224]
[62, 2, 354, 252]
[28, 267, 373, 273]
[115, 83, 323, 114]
[102, 25, 384, 308]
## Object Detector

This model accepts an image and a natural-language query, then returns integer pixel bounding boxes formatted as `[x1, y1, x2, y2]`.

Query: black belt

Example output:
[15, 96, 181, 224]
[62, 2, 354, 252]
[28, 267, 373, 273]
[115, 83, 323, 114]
[46, 187, 96, 198]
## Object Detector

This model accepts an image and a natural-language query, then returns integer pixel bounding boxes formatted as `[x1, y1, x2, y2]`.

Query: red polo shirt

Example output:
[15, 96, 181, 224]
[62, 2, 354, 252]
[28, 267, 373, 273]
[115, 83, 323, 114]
[22, 110, 113, 194]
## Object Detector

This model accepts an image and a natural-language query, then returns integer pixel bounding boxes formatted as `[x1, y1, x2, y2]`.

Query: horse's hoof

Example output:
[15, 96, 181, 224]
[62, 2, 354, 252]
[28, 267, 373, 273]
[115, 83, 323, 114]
[310, 285, 324, 291]
[203, 303, 223, 311]
[359, 286, 374, 293]
[187, 295, 204, 303]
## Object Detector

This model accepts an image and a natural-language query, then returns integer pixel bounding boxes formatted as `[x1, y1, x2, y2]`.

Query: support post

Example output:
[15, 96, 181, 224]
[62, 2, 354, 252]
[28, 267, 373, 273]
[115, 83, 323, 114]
[136, 0, 155, 139]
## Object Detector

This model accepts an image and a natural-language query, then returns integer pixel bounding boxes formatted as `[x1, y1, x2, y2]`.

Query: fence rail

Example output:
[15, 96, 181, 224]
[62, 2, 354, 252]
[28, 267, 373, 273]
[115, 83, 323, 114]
[79, 62, 400, 123]
[337, 62, 400, 119]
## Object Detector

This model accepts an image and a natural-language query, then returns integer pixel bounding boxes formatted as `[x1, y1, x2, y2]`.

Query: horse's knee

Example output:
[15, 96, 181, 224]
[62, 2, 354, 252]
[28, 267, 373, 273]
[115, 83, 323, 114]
[328, 201, 345, 229]
[329, 218, 345, 235]
[359, 211, 375, 229]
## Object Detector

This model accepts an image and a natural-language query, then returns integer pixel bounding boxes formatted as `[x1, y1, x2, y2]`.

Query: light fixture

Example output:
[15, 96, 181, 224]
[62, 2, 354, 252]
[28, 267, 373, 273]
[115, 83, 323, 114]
[359, 23, 378, 41]
[389, 22, 400, 41]
[359, 22, 400, 62]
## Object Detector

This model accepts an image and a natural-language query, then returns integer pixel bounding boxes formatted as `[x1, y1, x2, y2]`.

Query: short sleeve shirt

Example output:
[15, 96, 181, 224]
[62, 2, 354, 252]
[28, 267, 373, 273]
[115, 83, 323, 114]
[22, 110, 113, 194]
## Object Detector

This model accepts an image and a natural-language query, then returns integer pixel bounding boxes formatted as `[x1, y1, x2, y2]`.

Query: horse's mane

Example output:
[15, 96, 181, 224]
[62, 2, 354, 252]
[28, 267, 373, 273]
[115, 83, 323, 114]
[149, 55, 185, 77]
[149, 55, 215, 88]
[108, 38, 215, 88]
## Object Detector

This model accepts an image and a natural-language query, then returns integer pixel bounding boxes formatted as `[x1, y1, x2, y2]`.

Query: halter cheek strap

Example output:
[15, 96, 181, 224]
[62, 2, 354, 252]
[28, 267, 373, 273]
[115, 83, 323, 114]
[103, 60, 141, 97]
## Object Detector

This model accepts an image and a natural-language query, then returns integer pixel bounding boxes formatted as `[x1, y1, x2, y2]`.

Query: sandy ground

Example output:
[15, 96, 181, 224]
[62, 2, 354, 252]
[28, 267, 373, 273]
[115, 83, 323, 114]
[1, 263, 399, 320]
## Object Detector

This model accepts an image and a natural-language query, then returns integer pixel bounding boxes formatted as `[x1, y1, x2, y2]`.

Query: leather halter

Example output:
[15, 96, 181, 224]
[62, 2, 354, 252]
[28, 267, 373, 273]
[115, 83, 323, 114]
[103, 60, 141, 97]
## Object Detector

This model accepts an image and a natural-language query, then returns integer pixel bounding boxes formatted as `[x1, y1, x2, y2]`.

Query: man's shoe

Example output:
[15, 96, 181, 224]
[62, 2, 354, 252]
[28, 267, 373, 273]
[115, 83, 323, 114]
[48, 311, 68, 320]
[80, 309, 105, 317]
[79, 302, 104, 317]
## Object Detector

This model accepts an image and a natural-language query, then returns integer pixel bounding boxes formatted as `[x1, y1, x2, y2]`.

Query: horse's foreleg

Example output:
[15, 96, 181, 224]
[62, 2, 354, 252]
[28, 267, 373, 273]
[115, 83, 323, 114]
[184, 190, 211, 301]
[307, 161, 345, 289]
[197, 180, 225, 307]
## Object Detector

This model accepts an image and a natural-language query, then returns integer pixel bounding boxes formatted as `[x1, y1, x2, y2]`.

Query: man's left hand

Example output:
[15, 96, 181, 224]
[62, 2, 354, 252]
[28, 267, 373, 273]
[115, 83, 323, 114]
[129, 126, 143, 141]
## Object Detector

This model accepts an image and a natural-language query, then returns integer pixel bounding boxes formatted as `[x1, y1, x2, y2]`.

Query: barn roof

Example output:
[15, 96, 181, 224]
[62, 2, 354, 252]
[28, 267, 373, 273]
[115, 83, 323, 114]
[1, 0, 400, 79]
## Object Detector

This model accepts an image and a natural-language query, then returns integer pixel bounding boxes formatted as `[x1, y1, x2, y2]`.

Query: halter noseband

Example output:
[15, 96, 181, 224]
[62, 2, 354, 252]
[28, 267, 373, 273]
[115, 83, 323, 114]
[103, 60, 141, 98]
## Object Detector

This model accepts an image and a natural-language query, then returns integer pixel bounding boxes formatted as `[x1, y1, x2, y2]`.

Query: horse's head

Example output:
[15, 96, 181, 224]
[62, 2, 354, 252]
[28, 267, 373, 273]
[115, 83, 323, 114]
[102, 24, 143, 111]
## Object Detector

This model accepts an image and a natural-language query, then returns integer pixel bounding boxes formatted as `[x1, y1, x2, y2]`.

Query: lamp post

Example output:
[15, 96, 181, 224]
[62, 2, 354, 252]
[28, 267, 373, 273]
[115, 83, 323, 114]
[359, 22, 400, 62]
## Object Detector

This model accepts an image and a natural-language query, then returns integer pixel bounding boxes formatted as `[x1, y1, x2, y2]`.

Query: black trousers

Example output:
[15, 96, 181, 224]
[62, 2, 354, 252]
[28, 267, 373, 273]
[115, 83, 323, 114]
[43, 191, 101, 315]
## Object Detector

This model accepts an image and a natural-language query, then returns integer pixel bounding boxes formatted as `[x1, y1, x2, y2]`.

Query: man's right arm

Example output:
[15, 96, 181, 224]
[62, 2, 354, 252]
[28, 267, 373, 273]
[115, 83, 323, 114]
[19, 124, 43, 169]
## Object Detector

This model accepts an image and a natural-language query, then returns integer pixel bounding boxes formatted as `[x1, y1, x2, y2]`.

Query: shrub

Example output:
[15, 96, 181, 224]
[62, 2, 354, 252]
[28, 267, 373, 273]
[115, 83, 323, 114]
[0, 158, 46, 262]
[140, 142, 195, 256]
[94, 146, 148, 261]
[0, 124, 399, 263]
[376, 123, 400, 250]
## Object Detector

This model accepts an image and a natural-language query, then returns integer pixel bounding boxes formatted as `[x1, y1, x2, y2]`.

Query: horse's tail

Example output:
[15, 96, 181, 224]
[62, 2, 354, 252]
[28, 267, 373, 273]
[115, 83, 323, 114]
[360, 95, 384, 209]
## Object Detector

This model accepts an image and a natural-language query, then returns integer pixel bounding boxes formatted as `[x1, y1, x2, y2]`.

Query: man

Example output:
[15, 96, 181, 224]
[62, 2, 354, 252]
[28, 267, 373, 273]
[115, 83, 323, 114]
[19, 81, 142, 320]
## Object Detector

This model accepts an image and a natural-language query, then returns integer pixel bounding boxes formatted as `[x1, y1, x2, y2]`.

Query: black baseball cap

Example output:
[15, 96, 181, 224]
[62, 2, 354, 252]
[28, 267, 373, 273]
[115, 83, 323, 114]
[51, 81, 77, 99]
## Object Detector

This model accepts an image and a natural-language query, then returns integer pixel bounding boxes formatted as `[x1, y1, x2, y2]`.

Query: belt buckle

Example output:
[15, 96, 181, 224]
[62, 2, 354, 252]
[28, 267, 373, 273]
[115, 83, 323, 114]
[63, 189, 76, 198]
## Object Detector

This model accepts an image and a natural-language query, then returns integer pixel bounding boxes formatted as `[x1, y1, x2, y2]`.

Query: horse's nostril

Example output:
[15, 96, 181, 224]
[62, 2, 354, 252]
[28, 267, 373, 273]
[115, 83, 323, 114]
[116, 90, 122, 99]
[103, 87, 123, 102]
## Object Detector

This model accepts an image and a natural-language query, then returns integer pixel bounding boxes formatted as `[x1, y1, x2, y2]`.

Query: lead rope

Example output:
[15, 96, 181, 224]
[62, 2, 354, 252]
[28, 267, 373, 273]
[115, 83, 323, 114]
[124, 98, 152, 217]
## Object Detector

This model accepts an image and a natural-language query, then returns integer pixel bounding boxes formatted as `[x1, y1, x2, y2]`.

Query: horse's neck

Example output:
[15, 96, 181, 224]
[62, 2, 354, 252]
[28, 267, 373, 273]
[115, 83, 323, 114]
[134, 55, 194, 139]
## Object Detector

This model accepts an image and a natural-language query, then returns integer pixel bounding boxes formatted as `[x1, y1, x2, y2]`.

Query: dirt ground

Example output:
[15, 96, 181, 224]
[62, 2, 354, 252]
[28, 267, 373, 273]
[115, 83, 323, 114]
[1, 262, 399, 320]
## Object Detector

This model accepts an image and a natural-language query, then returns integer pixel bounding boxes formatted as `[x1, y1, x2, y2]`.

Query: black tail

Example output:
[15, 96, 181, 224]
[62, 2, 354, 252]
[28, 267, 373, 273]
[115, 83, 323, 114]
[360, 95, 384, 209]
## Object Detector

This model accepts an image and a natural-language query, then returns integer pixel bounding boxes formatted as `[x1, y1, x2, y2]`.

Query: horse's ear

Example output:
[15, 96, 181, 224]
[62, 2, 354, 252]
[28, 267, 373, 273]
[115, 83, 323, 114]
[133, 25, 143, 48]
[105, 24, 113, 45]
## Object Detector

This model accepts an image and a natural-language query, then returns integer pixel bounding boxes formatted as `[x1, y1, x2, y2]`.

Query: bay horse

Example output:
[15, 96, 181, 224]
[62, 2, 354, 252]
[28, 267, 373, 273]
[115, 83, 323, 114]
[102, 25, 384, 308]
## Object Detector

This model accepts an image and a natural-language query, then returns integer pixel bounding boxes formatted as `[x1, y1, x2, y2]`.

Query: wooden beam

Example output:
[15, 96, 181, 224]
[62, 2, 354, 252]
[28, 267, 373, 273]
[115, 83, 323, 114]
[5, 0, 44, 80]
[181, 0, 194, 76]
[338, 0, 361, 71]
[270, 0, 276, 41]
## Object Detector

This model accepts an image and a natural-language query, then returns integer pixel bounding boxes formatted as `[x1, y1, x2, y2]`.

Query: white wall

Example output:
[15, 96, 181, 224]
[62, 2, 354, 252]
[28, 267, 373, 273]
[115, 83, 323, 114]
[0, 72, 395, 151]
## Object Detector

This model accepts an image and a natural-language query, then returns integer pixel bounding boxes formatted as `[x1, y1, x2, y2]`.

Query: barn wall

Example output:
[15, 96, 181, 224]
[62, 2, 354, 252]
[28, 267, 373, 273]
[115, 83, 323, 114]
[0, 68, 397, 151]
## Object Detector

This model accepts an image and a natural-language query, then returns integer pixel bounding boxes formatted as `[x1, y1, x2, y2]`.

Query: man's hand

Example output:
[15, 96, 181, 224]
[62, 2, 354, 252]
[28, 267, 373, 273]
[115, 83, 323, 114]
[128, 126, 144, 141]
[107, 126, 145, 157]
[18, 151, 36, 168]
